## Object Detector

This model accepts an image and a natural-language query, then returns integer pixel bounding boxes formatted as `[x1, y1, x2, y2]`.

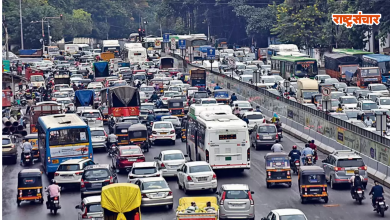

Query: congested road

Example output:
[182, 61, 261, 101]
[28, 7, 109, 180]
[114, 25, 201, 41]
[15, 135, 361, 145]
[3, 117, 390, 220]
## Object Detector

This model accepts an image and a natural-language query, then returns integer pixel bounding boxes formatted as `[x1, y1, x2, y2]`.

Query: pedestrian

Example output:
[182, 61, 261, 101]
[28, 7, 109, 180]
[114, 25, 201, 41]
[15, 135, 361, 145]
[18, 81, 23, 91]
[364, 116, 373, 127]
[17, 65, 22, 75]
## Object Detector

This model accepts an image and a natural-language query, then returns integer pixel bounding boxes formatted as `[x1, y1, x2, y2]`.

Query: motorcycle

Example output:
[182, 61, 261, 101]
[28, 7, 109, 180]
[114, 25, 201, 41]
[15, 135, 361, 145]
[304, 155, 314, 166]
[21, 98, 27, 106]
[107, 143, 118, 157]
[374, 197, 388, 217]
[352, 187, 365, 204]
[46, 195, 61, 214]
[22, 152, 33, 166]
[291, 159, 300, 175]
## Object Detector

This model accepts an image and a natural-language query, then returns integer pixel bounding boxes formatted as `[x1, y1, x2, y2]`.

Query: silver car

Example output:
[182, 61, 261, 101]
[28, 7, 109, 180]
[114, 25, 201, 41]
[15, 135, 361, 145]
[134, 177, 174, 209]
[154, 150, 188, 177]
[75, 196, 103, 220]
[90, 127, 107, 149]
[217, 184, 255, 220]
[80, 110, 103, 128]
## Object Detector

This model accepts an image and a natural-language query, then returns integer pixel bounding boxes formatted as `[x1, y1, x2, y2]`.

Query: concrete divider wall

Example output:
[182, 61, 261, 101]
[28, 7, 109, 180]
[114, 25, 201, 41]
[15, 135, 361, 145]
[171, 53, 390, 186]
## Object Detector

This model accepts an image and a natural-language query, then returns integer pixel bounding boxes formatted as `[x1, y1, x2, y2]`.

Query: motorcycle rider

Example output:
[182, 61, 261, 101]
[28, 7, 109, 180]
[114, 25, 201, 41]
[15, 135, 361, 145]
[109, 114, 116, 133]
[309, 140, 318, 164]
[255, 106, 262, 112]
[150, 92, 159, 102]
[45, 179, 61, 207]
[231, 93, 238, 103]
[147, 111, 155, 122]
[301, 144, 314, 165]
[369, 180, 386, 210]
[288, 145, 301, 166]
[214, 84, 221, 90]
[271, 140, 283, 152]
[242, 115, 249, 124]
[20, 139, 33, 165]
[349, 170, 364, 198]
[232, 104, 241, 116]
[107, 132, 118, 149]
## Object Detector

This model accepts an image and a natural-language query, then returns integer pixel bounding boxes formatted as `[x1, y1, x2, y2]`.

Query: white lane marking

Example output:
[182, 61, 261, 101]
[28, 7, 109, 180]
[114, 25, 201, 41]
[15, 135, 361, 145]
[2, 165, 7, 173]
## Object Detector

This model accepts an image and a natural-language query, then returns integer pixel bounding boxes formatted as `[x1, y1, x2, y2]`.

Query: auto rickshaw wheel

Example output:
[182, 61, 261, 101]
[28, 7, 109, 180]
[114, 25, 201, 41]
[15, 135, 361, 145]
[324, 197, 329, 203]
[301, 197, 306, 204]
[17, 200, 21, 207]
[39, 198, 44, 204]
[288, 182, 292, 188]
[266, 182, 271, 188]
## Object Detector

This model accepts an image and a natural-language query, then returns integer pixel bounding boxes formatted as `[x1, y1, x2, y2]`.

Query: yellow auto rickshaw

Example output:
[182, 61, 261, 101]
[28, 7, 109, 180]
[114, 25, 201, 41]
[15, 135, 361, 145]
[176, 197, 219, 220]
[264, 152, 292, 188]
[24, 134, 40, 162]
[128, 124, 150, 152]
[115, 122, 132, 145]
[17, 169, 44, 206]
[298, 166, 328, 204]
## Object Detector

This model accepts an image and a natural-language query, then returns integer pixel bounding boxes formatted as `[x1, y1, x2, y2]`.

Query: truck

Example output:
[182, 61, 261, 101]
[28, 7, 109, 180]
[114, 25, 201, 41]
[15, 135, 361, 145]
[74, 90, 94, 107]
[324, 53, 359, 82]
[54, 74, 70, 85]
[102, 40, 121, 58]
[93, 62, 110, 82]
[176, 197, 218, 220]
[349, 67, 381, 88]
[189, 69, 206, 88]
[100, 52, 115, 62]
[160, 57, 174, 69]
[30, 104, 62, 133]
[297, 78, 319, 104]
[18, 49, 43, 57]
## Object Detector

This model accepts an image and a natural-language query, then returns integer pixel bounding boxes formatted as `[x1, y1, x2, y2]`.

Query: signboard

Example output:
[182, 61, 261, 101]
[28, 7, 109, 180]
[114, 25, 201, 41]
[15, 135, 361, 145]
[376, 112, 387, 132]
[321, 100, 332, 111]
[154, 39, 161, 49]
[163, 34, 170, 43]
[227, 57, 236, 69]
[322, 87, 331, 101]
[171, 38, 176, 50]
[207, 48, 216, 60]
[49, 145, 89, 157]
[283, 80, 290, 88]
[2, 60, 10, 72]
[179, 39, 186, 50]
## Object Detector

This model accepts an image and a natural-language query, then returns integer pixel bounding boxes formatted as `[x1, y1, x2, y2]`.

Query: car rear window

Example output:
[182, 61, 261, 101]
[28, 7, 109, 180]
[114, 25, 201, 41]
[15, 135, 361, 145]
[225, 190, 249, 199]
[91, 130, 105, 136]
[141, 180, 168, 190]
[202, 100, 217, 104]
[154, 123, 172, 129]
[258, 126, 276, 133]
[121, 148, 142, 155]
[337, 158, 364, 167]
[189, 165, 211, 173]
[87, 204, 103, 213]
[57, 164, 80, 171]
[163, 153, 184, 161]
[83, 169, 110, 180]
[82, 112, 100, 118]
[132, 167, 157, 175]
[246, 114, 263, 119]
[280, 215, 306, 220]
[2, 138, 11, 145]
[194, 92, 208, 98]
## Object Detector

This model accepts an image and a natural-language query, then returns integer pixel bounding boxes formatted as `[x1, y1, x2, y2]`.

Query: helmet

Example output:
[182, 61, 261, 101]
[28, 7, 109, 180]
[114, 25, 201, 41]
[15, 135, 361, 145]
[232, 93, 235, 95]
[51, 179, 56, 184]
[292, 145, 297, 149]
[305, 144, 310, 148]
[256, 106, 260, 108]
[311, 140, 315, 143]
[354, 170, 359, 175]
[235, 104, 238, 107]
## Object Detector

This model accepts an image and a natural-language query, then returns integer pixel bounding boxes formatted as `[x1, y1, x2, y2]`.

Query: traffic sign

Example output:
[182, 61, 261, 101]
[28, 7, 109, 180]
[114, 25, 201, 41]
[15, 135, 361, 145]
[283, 80, 290, 88]
[207, 48, 216, 60]
[322, 87, 332, 101]
[178, 39, 186, 49]
[163, 34, 169, 43]
[171, 38, 176, 50]
[376, 112, 387, 132]
[154, 39, 161, 49]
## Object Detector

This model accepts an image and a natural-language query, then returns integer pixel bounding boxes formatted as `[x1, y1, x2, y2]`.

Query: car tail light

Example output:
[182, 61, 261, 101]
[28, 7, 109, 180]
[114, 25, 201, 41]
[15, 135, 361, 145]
[109, 176, 113, 184]
[263, 119, 266, 123]
[256, 134, 260, 140]
[161, 163, 165, 168]
[248, 191, 254, 205]
[54, 172, 59, 176]
[268, 171, 271, 177]
[206, 150, 209, 163]
[37, 188, 40, 193]
[187, 176, 193, 182]
[275, 134, 279, 140]
[129, 176, 134, 179]
[334, 167, 345, 171]
[97, 117, 102, 120]
[170, 130, 175, 134]
[152, 131, 157, 134]
[75, 172, 83, 175]
[81, 205, 88, 218]
[323, 187, 326, 192]
[137, 157, 145, 161]
[142, 193, 147, 198]
[212, 173, 217, 180]
[220, 191, 226, 205]
[11, 144, 15, 148]
[358, 166, 367, 170]
[80, 179, 85, 188]
[168, 191, 173, 196]
[155, 174, 160, 177]
[247, 148, 250, 161]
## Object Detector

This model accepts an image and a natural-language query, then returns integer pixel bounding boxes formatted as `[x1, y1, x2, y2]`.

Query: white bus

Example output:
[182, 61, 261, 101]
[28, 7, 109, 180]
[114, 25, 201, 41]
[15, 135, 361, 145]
[123, 44, 147, 63]
[186, 104, 250, 171]
[65, 44, 90, 54]
[267, 44, 299, 63]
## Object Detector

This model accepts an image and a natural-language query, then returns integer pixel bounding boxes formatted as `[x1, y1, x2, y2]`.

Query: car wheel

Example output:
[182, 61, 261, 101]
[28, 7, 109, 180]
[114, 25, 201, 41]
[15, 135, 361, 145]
[12, 155, 17, 164]
[172, 140, 176, 145]
[177, 178, 182, 190]
[183, 184, 190, 195]
[255, 144, 259, 151]
[324, 197, 329, 203]
[330, 177, 335, 189]
[17, 200, 21, 207]
[167, 204, 173, 209]
[266, 182, 270, 188]
[301, 197, 305, 204]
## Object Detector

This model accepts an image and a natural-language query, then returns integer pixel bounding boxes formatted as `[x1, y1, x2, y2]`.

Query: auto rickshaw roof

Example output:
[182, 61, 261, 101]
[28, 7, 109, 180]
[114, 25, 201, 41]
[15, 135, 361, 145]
[265, 152, 289, 159]
[214, 89, 229, 93]
[18, 168, 42, 177]
[115, 122, 133, 129]
[299, 165, 325, 174]
[77, 69, 89, 73]
[167, 98, 184, 103]
[24, 134, 38, 139]
[128, 123, 147, 131]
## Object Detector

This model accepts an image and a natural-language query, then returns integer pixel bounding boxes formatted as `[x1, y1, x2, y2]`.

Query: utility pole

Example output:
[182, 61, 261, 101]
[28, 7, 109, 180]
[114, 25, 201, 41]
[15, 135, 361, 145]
[207, 23, 210, 42]
[41, 18, 45, 51]
[19, 0, 24, 49]
[47, 21, 51, 45]
[160, 22, 163, 37]
[3, 16, 9, 60]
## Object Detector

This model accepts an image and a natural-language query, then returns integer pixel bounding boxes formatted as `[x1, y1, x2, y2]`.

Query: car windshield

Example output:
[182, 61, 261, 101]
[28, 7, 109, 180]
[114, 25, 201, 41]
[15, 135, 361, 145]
[246, 114, 263, 119]
[71, 74, 83, 78]
[83, 169, 110, 180]
[163, 153, 184, 160]
[121, 148, 142, 155]
[261, 78, 275, 83]
[258, 126, 276, 133]
[113, 82, 127, 86]
[380, 98, 390, 105]
[169, 87, 181, 91]
[91, 130, 105, 136]
[318, 75, 330, 81]
[154, 123, 172, 129]
[194, 92, 208, 98]
[279, 215, 307, 220]
[325, 78, 338, 84]
[87, 204, 103, 213]
[302, 91, 318, 99]
[346, 87, 358, 93]
[331, 100, 340, 107]
[337, 158, 364, 167]
[237, 103, 251, 108]
[2, 138, 11, 145]
[162, 118, 179, 124]
[57, 164, 80, 171]
[123, 119, 139, 124]
[342, 97, 357, 104]
[141, 105, 154, 110]
[362, 103, 378, 110]
[225, 190, 250, 199]
[164, 92, 178, 97]
[54, 93, 68, 98]
[132, 167, 157, 175]
[202, 100, 217, 104]
[140, 87, 154, 91]
[345, 111, 359, 119]
[371, 84, 387, 91]
[214, 92, 229, 98]
[141, 180, 169, 190]
[82, 112, 100, 118]
[155, 111, 170, 115]
[356, 90, 369, 96]
[189, 165, 211, 173]
[174, 96, 186, 101]
[31, 75, 44, 82]
[134, 75, 146, 80]
[57, 100, 72, 104]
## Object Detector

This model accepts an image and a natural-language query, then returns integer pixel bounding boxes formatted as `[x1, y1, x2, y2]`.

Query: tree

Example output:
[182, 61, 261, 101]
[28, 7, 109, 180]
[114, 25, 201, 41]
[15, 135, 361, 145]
[62, 9, 93, 38]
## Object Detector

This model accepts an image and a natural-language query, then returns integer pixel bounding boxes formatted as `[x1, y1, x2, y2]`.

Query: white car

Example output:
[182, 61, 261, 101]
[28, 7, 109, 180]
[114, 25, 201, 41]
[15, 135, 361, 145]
[30, 75, 45, 88]
[243, 112, 266, 130]
[263, 209, 308, 220]
[232, 101, 253, 113]
[151, 121, 176, 145]
[177, 161, 217, 194]
[127, 161, 161, 183]
[167, 86, 183, 95]
[60, 88, 75, 98]
[76, 196, 103, 220]
[52, 92, 69, 101]
[56, 98, 74, 112]
[376, 97, 390, 110]
[368, 83, 389, 96]
[154, 150, 188, 177]
[161, 91, 180, 106]
[199, 98, 217, 105]
[259, 76, 276, 87]
[80, 110, 103, 128]
[139, 85, 155, 98]
[54, 159, 95, 186]
[339, 96, 358, 109]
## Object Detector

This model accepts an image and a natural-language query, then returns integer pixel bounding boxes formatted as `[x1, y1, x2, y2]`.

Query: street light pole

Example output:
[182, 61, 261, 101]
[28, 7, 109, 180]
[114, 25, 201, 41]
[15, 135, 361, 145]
[41, 18, 45, 50]
[19, 0, 24, 49]
[47, 21, 51, 46]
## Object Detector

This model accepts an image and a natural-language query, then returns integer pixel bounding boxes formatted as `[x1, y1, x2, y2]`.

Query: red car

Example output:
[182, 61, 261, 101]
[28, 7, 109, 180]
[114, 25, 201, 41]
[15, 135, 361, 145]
[112, 145, 145, 173]
[168, 68, 179, 76]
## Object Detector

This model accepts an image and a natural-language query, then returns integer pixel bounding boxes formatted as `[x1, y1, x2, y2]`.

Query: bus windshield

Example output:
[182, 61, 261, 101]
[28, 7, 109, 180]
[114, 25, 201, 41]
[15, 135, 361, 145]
[49, 128, 89, 145]
[295, 61, 318, 77]
[361, 68, 380, 77]
[378, 61, 390, 76]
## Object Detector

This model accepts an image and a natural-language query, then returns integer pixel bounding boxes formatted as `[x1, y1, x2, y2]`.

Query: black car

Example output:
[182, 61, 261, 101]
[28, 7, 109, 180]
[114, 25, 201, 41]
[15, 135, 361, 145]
[80, 164, 118, 199]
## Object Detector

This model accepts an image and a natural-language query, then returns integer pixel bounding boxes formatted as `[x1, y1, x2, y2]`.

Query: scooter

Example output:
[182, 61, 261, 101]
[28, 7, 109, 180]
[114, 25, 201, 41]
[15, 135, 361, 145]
[351, 187, 365, 204]
[107, 142, 118, 157]
[374, 197, 388, 217]
[304, 155, 314, 166]
[46, 195, 61, 215]
[291, 159, 300, 175]
[22, 152, 33, 166]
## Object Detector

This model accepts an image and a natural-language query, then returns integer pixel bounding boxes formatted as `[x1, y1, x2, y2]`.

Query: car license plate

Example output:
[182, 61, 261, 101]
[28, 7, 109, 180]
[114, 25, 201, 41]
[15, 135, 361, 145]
[53, 200, 59, 203]
[152, 194, 164, 198]
[52, 159, 59, 164]
[379, 202, 384, 205]
[225, 157, 232, 161]
[275, 162, 281, 166]
[231, 204, 244, 207]
[128, 158, 137, 161]
[311, 189, 319, 191]
[160, 132, 167, 134]
[346, 170, 354, 175]
[92, 183, 102, 187]
[357, 191, 362, 194]
[25, 159, 29, 161]
[263, 136, 272, 139]
[295, 162, 300, 166]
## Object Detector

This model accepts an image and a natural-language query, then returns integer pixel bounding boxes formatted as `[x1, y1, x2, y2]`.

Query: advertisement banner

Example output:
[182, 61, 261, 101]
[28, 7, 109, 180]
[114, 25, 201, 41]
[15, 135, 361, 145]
[337, 127, 345, 145]
[50, 145, 89, 157]
[376, 144, 390, 165]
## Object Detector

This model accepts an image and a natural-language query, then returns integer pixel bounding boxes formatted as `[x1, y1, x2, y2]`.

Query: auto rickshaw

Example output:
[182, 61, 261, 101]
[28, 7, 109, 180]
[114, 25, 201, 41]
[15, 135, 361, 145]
[264, 152, 292, 188]
[128, 124, 150, 153]
[114, 122, 132, 145]
[213, 89, 230, 104]
[167, 98, 185, 117]
[298, 166, 328, 204]
[17, 169, 44, 206]
[181, 116, 187, 142]
[24, 134, 40, 162]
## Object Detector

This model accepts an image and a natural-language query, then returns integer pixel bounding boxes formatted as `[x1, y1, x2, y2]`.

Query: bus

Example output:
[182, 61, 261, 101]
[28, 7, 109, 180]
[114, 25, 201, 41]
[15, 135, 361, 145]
[332, 48, 373, 65]
[186, 104, 250, 171]
[129, 33, 139, 42]
[30, 103, 62, 133]
[267, 44, 299, 63]
[123, 44, 147, 63]
[44, 46, 60, 56]
[362, 54, 390, 83]
[37, 114, 93, 174]
[271, 56, 318, 80]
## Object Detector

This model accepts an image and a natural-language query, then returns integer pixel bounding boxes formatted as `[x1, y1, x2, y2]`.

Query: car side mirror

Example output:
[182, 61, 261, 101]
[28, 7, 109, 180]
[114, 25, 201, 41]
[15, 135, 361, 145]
[184, 154, 188, 157]
[75, 205, 81, 209]
[322, 160, 327, 163]
[251, 191, 255, 194]
[177, 169, 181, 172]
[154, 157, 159, 160]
